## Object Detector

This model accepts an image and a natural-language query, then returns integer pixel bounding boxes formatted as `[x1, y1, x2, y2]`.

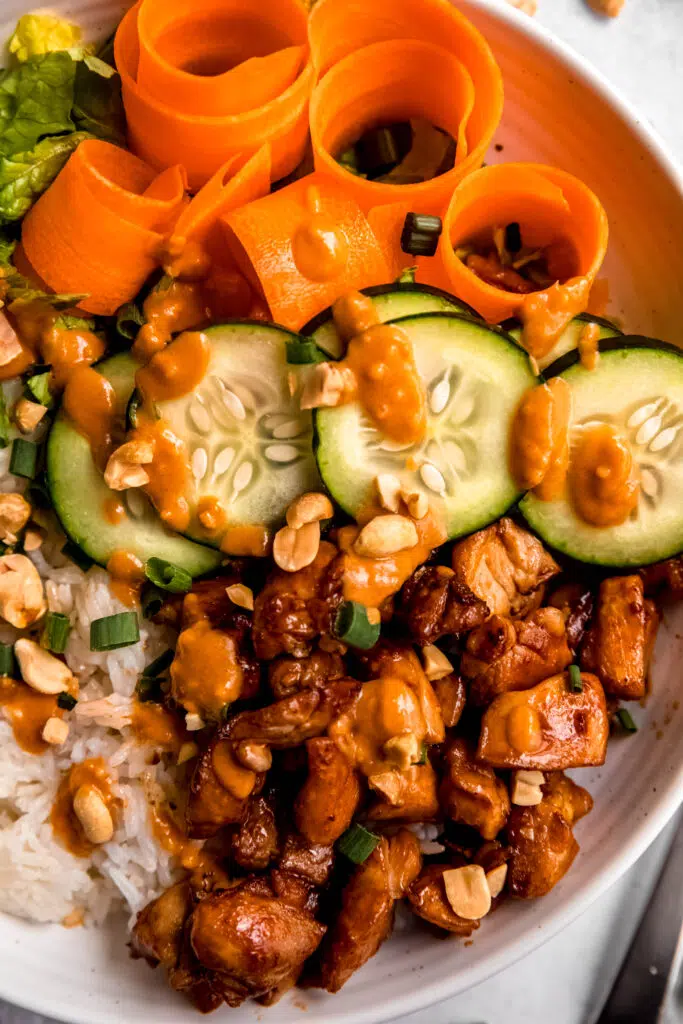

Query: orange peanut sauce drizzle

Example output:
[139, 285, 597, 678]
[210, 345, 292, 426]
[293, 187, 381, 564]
[510, 378, 571, 501]
[50, 758, 120, 858]
[62, 365, 117, 470]
[0, 677, 61, 755]
[292, 184, 349, 283]
[103, 496, 127, 525]
[131, 700, 186, 755]
[2, 300, 105, 387]
[170, 619, 244, 718]
[106, 549, 145, 606]
[578, 321, 601, 371]
[521, 276, 592, 361]
[569, 423, 640, 527]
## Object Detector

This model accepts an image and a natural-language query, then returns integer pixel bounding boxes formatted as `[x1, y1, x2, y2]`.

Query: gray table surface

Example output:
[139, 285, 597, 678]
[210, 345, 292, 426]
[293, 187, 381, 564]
[2, 1, 683, 1023]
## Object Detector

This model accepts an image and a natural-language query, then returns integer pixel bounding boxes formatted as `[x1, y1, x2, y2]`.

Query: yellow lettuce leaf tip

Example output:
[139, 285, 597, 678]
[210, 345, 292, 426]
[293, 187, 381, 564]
[9, 13, 82, 62]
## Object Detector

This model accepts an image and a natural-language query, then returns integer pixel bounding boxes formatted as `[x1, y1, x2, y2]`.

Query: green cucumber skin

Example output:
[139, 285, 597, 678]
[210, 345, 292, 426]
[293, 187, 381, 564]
[46, 353, 221, 576]
[521, 345, 683, 568]
[315, 312, 536, 540]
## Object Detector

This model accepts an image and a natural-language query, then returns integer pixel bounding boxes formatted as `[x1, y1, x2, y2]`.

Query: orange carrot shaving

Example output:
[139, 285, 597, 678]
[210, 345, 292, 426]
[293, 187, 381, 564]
[114, 0, 313, 190]
[21, 140, 187, 316]
[417, 163, 609, 354]
[222, 172, 392, 330]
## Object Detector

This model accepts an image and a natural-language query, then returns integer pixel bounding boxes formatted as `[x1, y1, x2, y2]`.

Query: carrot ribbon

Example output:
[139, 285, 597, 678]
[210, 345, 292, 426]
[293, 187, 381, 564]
[114, 0, 313, 190]
[21, 139, 187, 316]
[222, 172, 392, 331]
[417, 163, 609, 328]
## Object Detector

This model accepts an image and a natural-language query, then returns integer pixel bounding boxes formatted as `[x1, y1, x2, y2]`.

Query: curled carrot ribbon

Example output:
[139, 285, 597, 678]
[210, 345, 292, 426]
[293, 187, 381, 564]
[114, 0, 313, 190]
[21, 139, 187, 316]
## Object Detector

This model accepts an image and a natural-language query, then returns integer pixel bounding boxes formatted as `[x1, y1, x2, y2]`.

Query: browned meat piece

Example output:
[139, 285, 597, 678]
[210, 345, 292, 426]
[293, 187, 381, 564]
[268, 648, 345, 699]
[277, 832, 335, 887]
[439, 738, 510, 840]
[182, 574, 248, 628]
[548, 582, 595, 654]
[231, 795, 278, 871]
[186, 732, 262, 839]
[318, 830, 422, 993]
[431, 673, 467, 728]
[228, 680, 360, 747]
[507, 772, 592, 899]
[451, 518, 560, 617]
[168, 926, 226, 1014]
[252, 541, 343, 660]
[461, 607, 572, 706]
[581, 575, 659, 700]
[131, 880, 192, 969]
[353, 640, 445, 743]
[407, 864, 479, 935]
[295, 738, 361, 845]
[368, 762, 440, 822]
[190, 882, 326, 1006]
[270, 868, 319, 916]
[396, 564, 489, 644]
[477, 671, 609, 770]
[641, 556, 683, 600]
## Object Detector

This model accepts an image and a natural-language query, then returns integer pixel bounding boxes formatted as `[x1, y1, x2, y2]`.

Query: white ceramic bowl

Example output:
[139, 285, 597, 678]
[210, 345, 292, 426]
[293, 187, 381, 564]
[2, 2, 683, 1022]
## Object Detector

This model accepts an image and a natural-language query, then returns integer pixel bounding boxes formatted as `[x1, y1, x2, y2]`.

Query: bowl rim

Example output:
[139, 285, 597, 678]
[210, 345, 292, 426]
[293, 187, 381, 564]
[2, 1, 683, 1022]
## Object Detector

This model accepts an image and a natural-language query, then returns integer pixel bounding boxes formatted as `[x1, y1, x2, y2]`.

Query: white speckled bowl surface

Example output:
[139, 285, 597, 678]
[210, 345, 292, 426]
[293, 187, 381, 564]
[1, 1, 683, 1021]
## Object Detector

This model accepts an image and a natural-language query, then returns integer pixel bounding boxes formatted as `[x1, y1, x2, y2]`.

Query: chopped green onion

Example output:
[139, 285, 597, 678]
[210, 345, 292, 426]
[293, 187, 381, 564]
[0, 388, 10, 449]
[338, 823, 380, 864]
[334, 601, 380, 650]
[142, 649, 174, 678]
[42, 611, 71, 654]
[127, 388, 142, 428]
[396, 266, 417, 285]
[568, 664, 583, 692]
[354, 123, 412, 179]
[505, 222, 522, 254]
[25, 369, 53, 406]
[90, 611, 140, 651]
[141, 583, 165, 619]
[55, 314, 96, 332]
[136, 676, 162, 703]
[417, 742, 428, 765]
[9, 438, 38, 479]
[616, 708, 638, 733]
[0, 642, 15, 676]
[285, 339, 326, 365]
[144, 557, 192, 594]
[116, 302, 145, 341]
[400, 213, 443, 257]
[57, 692, 77, 711]
[61, 540, 94, 573]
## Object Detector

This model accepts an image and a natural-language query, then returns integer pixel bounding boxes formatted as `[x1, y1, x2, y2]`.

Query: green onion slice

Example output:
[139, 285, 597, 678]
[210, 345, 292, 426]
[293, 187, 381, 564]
[135, 676, 162, 703]
[334, 601, 380, 650]
[285, 338, 326, 365]
[400, 212, 443, 257]
[0, 388, 10, 449]
[144, 557, 192, 594]
[141, 583, 165, 619]
[42, 611, 71, 654]
[61, 540, 94, 573]
[90, 611, 140, 651]
[142, 649, 174, 678]
[116, 302, 145, 341]
[338, 823, 381, 864]
[417, 742, 428, 765]
[10, 438, 38, 479]
[354, 123, 412, 179]
[0, 642, 15, 676]
[57, 691, 77, 711]
[568, 665, 583, 693]
[616, 708, 638, 733]
[25, 371, 52, 408]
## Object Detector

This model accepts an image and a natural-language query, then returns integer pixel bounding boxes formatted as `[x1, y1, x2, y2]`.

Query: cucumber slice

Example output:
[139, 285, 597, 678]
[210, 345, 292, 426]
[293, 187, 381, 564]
[303, 283, 479, 359]
[506, 313, 622, 372]
[155, 322, 322, 544]
[47, 353, 221, 575]
[315, 312, 537, 540]
[520, 342, 683, 567]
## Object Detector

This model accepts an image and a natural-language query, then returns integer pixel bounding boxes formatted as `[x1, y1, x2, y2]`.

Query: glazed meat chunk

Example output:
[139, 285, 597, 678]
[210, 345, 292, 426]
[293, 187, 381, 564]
[268, 647, 345, 700]
[231, 795, 279, 871]
[318, 830, 422, 992]
[186, 731, 261, 839]
[295, 738, 361, 845]
[228, 680, 360, 747]
[507, 772, 593, 899]
[252, 541, 343, 660]
[461, 607, 572, 706]
[581, 575, 659, 700]
[132, 879, 192, 969]
[407, 863, 480, 936]
[190, 881, 326, 1006]
[396, 563, 488, 644]
[451, 518, 560, 617]
[641, 555, 683, 600]
[431, 673, 467, 728]
[547, 582, 595, 654]
[368, 762, 440, 822]
[477, 671, 609, 771]
[439, 738, 510, 840]
[353, 640, 445, 744]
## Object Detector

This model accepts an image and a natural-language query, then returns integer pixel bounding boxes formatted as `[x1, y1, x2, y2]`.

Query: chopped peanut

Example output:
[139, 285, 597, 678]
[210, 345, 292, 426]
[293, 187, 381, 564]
[299, 363, 356, 410]
[403, 490, 429, 520]
[366, 607, 381, 626]
[368, 769, 403, 805]
[22, 526, 44, 552]
[104, 440, 154, 491]
[42, 716, 69, 745]
[443, 864, 492, 920]
[14, 397, 47, 434]
[0, 554, 46, 627]
[353, 514, 418, 558]
[485, 863, 508, 899]
[0, 310, 23, 367]
[511, 769, 545, 806]
[0, 493, 31, 545]
[15, 638, 75, 695]
[73, 785, 114, 845]
[177, 741, 199, 765]
[226, 583, 254, 611]
[375, 473, 402, 513]
[421, 644, 454, 681]
[185, 712, 206, 732]
[383, 733, 420, 770]
[286, 492, 334, 530]
[235, 740, 273, 773]
[273, 521, 321, 572]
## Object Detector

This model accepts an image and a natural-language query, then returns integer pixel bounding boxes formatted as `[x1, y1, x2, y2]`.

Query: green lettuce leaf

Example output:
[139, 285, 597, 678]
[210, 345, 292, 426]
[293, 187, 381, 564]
[72, 58, 125, 145]
[0, 130, 90, 224]
[0, 52, 76, 156]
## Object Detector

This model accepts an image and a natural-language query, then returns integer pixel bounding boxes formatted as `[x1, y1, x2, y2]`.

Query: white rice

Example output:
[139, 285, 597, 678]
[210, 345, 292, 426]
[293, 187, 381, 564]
[0, 543, 184, 928]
